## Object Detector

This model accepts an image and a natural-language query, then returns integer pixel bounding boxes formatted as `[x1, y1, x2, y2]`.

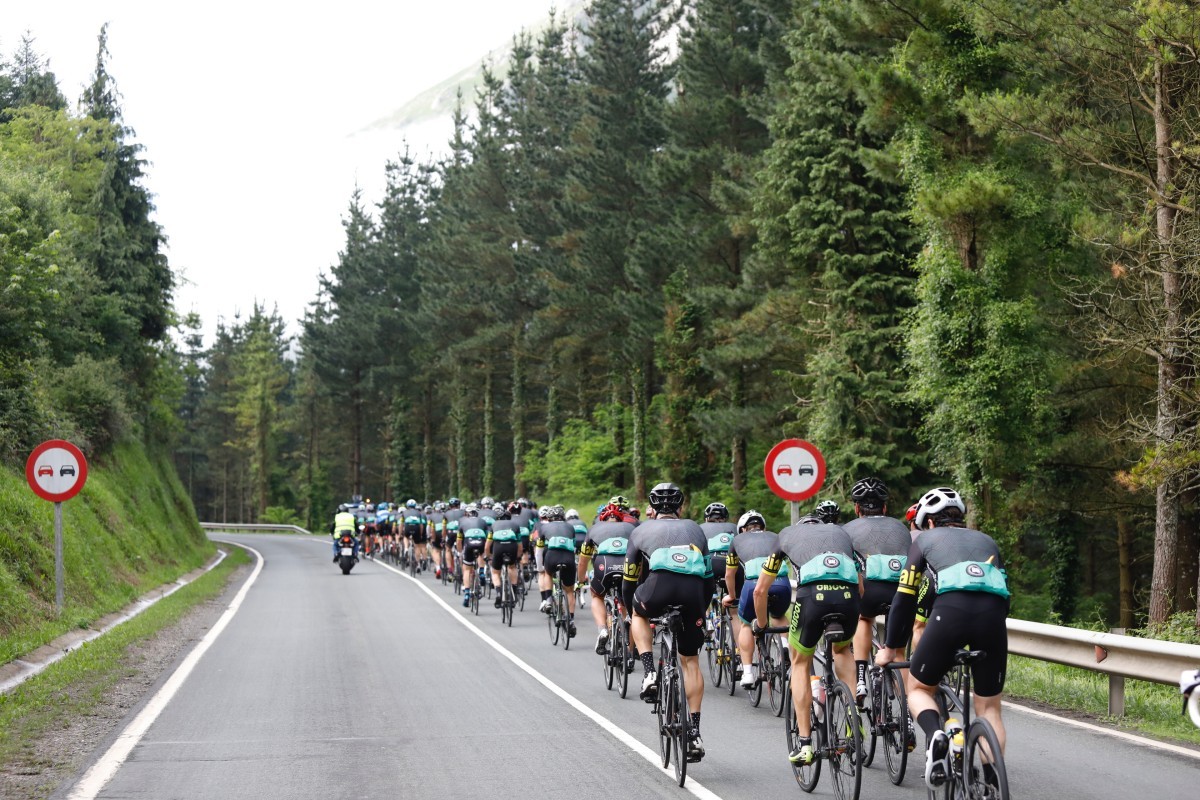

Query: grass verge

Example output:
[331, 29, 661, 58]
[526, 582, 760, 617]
[0, 545, 250, 780]
[1007, 654, 1200, 745]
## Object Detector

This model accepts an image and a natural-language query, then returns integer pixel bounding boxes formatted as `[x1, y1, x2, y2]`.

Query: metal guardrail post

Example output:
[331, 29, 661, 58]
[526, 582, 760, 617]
[1107, 627, 1125, 716]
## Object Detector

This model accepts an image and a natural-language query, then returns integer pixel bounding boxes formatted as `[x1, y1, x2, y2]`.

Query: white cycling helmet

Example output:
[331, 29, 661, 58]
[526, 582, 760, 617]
[565, 508, 580, 521]
[914, 487, 966, 529]
[737, 510, 765, 532]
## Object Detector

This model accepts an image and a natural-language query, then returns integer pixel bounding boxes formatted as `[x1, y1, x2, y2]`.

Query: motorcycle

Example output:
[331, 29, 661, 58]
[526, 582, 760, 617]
[337, 533, 359, 575]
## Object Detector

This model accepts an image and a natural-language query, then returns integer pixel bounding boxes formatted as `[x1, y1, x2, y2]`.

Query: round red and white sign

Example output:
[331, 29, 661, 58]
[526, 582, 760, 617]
[763, 438, 826, 502]
[25, 440, 88, 502]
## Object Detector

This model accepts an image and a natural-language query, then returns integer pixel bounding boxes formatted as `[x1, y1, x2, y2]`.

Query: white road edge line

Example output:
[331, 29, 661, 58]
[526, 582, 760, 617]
[366, 553, 724, 799]
[67, 541, 265, 800]
[1002, 700, 1200, 760]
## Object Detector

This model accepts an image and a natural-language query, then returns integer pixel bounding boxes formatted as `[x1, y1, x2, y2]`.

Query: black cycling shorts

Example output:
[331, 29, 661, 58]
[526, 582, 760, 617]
[909, 591, 1008, 697]
[490, 541, 519, 570]
[589, 554, 625, 596]
[632, 572, 708, 657]
[444, 530, 458, 548]
[462, 540, 486, 563]
[405, 524, 426, 544]
[789, 581, 859, 656]
[860, 579, 900, 619]
[543, 549, 576, 586]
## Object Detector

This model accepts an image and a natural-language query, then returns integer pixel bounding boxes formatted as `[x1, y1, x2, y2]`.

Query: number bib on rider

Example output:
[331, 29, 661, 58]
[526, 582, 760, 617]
[648, 545, 710, 578]
[596, 537, 628, 556]
[798, 552, 857, 585]
[865, 553, 907, 582]
[936, 561, 1010, 598]
[546, 535, 575, 551]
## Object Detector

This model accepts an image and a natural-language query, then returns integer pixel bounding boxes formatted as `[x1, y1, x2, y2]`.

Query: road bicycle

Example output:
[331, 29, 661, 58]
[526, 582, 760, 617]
[861, 648, 912, 785]
[748, 623, 789, 715]
[651, 605, 698, 787]
[601, 588, 633, 698]
[469, 562, 487, 616]
[705, 597, 737, 693]
[495, 551, 517, 627]
[784, 614, 863, 800]
[546, 574, 572, 649]
[919, 649, 1010, 800]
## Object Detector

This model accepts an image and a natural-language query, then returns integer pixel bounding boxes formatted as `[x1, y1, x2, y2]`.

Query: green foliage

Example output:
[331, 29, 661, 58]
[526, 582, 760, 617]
[522, 414, 627, 502]
[0, 440, 210, 659]
[44, 355, 131, 455]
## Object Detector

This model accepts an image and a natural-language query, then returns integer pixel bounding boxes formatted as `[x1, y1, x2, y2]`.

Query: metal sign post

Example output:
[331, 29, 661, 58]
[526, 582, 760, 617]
[26, 440, 88, 615]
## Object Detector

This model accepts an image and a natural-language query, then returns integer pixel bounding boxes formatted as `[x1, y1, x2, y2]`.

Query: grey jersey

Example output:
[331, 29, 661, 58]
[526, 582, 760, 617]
[766, 522, 857, 585]
[581, 520, 636, 557]
[727, 530, 783, 579]
[700, 521, 737, 553]
[843, 515, 910, 558]
[909, 527, 1005, 576]
[626, 517, 708, 568]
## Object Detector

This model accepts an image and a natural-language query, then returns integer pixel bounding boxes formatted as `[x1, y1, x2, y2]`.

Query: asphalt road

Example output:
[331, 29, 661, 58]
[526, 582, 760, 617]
[59, 534, 1200, 799]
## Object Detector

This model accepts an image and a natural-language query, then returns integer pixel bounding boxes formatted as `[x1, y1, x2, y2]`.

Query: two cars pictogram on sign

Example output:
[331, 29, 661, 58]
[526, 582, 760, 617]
[36, 465, 75, 476]
[775, 464, 814, 476]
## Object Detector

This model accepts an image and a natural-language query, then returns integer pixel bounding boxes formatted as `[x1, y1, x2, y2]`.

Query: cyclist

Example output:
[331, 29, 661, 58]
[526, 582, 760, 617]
[875, 487, 1011, 790]
[401, 499, 428, 571]
[443, 497, 464, 583]
[605, 495, 639, 524]
[843, 476, 911, 703]
[623, 482, 712, 761]
[700, 502, 738, 666]
[567, 508, 590, 552]
[754, 513, 859, 766]
[458, 503, 489, 608]
[576, 503, 637, 654]
[374, 503, 393, 557]
[484, 503, 524, 607]
[724, 509, 790, 689]
[427, 502, 446, 577]
[331, 504, 359, 561]
[536, 505, 579, 636]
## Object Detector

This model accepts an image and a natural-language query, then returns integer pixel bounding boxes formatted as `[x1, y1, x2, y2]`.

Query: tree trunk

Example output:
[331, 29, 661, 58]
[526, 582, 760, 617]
[632, 360, 648, 503]
[546, 352, 558, 448]
[452, 365, 468, 498]
[483, 368, 495, 497]
[512, 329, 526, 497]
[1117, 513, 1134, 629]
[1150, 58, 1183, 624]
[1178, 493, 1198, 615]
[422, 380, 433, 503]
[731, 367, 746, 505]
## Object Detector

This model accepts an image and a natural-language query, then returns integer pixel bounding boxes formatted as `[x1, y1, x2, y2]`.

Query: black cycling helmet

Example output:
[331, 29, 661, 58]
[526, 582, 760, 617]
[851, 477, 889, 506]
[448, 497, 461, 507]
[492, 503, 510, 520]
[703, 502, 729, 521]
[648, 482, 684, 513]
[814, 499, 841, 524]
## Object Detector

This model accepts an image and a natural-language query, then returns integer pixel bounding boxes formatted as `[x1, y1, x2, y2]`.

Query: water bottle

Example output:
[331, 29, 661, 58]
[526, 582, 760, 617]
[945, 718, 964, 770]
[810, 675, 825, 722]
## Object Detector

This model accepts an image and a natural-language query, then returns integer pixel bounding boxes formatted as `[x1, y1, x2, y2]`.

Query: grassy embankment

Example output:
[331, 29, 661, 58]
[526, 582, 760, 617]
[0, 440, 215, 664]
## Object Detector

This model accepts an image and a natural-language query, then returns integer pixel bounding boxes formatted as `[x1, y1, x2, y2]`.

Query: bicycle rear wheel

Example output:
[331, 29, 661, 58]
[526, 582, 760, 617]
[706, 613, 725, 688]
[785, 685, 821, 791]
[965, 718, 1008, 800]
[828, 680, 863, 800]
[549, 593, 561, 645]
[657, 639, 672, 769]
[504, 583, 514, 627]
[670, 664, 690, 786]
[882, 667, 910, 785]
[559, 593, 571, 650]
[603, 608, 617, 691]
[766, 635, 786, 716]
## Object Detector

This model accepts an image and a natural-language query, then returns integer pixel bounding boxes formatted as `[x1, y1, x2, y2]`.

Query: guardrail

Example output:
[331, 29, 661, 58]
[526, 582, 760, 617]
[200, 522, 315, 536]
[1007, 618, 1200, 715]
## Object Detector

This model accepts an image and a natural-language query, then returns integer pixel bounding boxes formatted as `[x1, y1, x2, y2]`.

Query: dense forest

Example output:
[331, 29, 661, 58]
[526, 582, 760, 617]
[0, 26, 177, 468]
[5, 2, 1200, 635]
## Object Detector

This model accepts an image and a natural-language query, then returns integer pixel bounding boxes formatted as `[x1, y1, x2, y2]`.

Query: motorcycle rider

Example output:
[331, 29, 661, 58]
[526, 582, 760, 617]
[331, 504, 359, 562]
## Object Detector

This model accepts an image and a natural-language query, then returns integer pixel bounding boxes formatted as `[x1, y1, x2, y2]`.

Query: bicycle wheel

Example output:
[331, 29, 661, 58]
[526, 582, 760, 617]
[861, 670, 878, 769]
[766, 635, 787, 716]
[724, 617, 739, 696]
[965, 718, 1008, 800]
[657, 639, 672, 769]
[828, 680, 863, 800]
[882, 668, 910, 785]
[504, 583, 514, 627]
[560, 592, 571, 650]
[549, 593, 561, 645]
[707, 613, 724, 687]
[671, 659, 691, 786]
[470, 580, 480, 615]
[616, 618, 631, 698]
[517, 578, 526, 611]
[604, 606, 617, 691]
[785, 683, 821, 791]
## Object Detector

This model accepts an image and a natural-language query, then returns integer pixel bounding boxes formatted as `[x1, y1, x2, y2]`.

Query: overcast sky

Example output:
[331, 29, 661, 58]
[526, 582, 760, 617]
[2, 1, 560, 343]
